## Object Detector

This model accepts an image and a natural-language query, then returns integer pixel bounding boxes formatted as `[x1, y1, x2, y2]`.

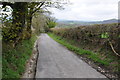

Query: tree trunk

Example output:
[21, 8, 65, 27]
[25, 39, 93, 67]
[12, 2, 28, 43]
[27, 14, 32, 38]
[12, 3, 27, 31]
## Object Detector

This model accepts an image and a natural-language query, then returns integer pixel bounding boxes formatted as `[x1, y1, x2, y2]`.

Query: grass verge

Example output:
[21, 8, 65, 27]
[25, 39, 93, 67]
[2, 34, 37, 78]
[48, 33, 116, 67]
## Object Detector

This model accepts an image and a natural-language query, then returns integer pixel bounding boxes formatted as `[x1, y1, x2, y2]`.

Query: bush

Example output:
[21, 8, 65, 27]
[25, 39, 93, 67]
[48, 21, 56, 28]
[2, 26, 18, 43]
[51, 23, 119, 55]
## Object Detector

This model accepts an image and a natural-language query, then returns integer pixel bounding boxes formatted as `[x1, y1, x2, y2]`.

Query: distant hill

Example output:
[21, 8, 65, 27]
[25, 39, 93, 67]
[102, 19, 118, 24]
[56, 19, 118, 27]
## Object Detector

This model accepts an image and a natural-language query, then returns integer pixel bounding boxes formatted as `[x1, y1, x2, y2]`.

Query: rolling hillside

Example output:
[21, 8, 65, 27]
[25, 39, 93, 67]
[56, 19, 118, 27]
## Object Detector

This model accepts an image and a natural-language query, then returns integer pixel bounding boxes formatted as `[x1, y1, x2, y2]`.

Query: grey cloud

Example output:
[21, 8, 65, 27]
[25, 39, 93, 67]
[50, 0, 119, 21]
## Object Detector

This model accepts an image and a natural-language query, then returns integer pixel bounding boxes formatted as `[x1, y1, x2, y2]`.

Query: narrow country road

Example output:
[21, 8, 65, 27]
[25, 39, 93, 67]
[35, 33, 107, 78]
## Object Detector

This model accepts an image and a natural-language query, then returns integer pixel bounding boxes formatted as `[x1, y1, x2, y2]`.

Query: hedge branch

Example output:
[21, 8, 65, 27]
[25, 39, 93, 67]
[109, 40, 120, 57]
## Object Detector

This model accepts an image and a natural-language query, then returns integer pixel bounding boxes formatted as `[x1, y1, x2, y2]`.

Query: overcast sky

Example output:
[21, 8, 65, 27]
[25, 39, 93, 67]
[50, 0, 119, 21]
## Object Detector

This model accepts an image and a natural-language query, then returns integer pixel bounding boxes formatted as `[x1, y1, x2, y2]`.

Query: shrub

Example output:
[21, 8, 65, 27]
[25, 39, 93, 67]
[50, 23, 119, 55]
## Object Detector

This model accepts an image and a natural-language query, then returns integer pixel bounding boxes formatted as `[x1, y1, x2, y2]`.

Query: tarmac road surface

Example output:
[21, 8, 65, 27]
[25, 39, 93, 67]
[35, 33, 107, 78]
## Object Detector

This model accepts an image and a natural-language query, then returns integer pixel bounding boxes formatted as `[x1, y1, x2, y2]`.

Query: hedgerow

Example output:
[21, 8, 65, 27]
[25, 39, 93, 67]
[51, 23, 120, 56]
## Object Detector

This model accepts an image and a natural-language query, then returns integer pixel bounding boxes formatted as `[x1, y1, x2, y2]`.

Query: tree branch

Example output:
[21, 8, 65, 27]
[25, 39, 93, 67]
[2, 2, 14, 8]
[31, 2, 45, 15]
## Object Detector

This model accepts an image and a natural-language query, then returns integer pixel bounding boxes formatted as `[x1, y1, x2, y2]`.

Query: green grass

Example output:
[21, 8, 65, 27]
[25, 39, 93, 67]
[48, 33, 111, 66]
[2, 34, 37, 79]
[0, 34, 2, 79]
[0, 56, 1, 79]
